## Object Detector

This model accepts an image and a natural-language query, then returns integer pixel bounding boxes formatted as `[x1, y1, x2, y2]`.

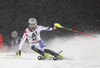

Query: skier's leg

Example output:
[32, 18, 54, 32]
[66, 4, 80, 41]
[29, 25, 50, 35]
[44, 49, 63, 59]
[39, 40, 52, 58]
[39, 40, 59, 57]
[44, 49, 59, 57]
[31, 46, 44, 56]
[39, 40, 63, 58]
[31, 45, 50, 58]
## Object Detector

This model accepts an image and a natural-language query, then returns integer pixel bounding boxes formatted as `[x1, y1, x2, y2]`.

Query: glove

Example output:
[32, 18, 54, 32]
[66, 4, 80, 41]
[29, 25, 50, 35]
[54, 23, 63, 28]
[50, 24, 57, 30]
[16, 49, 21, 57]
[54, 25, 57, 29]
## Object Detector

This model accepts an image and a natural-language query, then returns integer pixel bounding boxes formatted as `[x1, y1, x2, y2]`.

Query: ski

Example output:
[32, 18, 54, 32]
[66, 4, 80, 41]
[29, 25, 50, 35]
[37, 50, 64, 60]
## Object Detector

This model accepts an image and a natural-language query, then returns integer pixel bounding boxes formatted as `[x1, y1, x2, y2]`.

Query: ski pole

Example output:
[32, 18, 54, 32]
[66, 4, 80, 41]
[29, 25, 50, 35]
[6, 54, 16, 57]
[54, 23, 96, 38]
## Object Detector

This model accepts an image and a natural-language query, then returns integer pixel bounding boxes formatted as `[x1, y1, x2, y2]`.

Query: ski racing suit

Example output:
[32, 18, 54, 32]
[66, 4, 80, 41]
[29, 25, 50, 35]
[18, 25, 59, 57]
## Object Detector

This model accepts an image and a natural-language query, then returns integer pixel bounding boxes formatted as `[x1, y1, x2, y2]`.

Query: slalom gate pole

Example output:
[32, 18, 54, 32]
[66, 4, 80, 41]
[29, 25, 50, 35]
[0, 34, 3, 52]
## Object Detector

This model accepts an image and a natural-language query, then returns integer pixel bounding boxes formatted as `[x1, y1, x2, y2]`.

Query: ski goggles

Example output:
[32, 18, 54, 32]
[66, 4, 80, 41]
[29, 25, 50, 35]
[29, 23, 37, 27]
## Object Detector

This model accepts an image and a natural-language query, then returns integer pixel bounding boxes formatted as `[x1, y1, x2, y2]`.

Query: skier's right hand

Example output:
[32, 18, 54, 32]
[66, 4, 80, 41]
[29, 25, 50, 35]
[16, 49, 21, 57]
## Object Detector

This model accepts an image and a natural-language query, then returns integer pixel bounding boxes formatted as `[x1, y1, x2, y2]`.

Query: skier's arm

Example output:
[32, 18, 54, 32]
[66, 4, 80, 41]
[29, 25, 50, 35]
[18, 31, 27, 50]
[16, 31, 27, 57]
[40, 24, 57, 31]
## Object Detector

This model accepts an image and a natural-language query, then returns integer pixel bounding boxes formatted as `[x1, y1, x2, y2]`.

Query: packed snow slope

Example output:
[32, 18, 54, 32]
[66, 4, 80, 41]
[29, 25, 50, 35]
[47, 34, 100, 60]
[0, 34, 100, 68]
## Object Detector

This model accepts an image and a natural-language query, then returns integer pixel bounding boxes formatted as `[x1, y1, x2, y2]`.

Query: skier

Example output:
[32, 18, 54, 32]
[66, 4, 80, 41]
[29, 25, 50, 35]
[11, 31, 21, 49]
[16, 18, 62, 59]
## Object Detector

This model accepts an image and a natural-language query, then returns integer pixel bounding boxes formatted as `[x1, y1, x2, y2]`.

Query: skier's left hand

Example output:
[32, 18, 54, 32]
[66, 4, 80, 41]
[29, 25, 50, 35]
[54, 23, 58, 29]
[16, 49, 21, 57]
[54, 23, 64, 28]
[54, 25, 57, 29]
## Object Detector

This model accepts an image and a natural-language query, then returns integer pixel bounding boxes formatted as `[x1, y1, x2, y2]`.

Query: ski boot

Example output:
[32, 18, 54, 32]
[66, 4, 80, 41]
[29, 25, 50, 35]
[37, 53, 51, 60]
[53, 54, 63, 60]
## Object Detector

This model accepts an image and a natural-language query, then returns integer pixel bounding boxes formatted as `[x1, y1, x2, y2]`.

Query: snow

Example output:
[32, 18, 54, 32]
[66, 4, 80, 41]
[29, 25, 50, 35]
[0, 53, 100, 68]
[0, 34, 100, 68]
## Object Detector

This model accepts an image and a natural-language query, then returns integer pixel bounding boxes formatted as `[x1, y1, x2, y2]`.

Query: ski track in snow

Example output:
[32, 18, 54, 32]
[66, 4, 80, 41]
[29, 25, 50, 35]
[0, 34, 100, 68]
[0, 53, 100, 68]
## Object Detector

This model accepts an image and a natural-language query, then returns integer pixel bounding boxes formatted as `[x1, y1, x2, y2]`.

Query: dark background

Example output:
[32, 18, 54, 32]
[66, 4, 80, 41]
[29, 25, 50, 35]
[0, 0, 100, 46]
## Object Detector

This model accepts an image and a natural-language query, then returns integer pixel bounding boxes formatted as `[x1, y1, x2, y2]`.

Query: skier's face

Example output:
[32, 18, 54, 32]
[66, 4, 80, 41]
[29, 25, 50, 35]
[29, 26, 36, 31]
[29, 23, 37, 31]
[29, 23, 36, 27]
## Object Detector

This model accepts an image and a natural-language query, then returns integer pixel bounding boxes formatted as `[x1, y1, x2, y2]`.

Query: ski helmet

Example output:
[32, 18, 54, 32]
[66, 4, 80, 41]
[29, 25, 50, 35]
[28, 18, 37, 28]
[11, 31, 18, 38]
